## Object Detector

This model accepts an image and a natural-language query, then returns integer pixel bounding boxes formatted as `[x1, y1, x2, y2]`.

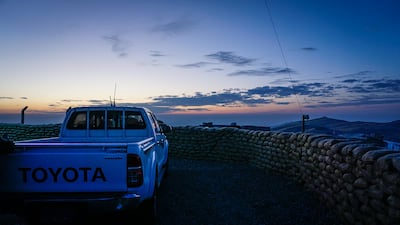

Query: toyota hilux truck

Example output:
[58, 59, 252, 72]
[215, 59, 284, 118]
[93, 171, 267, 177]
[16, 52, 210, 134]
[0, 106, 171, 224]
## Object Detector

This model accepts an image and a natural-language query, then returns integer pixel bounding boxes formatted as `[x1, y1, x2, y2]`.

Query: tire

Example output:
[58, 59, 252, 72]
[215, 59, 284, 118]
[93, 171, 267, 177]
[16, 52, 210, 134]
[137, 172, 159, 225]
[163, 159, 169, 179]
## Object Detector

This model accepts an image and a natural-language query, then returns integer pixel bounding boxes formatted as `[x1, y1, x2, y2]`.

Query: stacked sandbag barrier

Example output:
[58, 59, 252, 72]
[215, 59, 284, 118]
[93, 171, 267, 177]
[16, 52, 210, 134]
[168, 126, 252, 163]
[1, 123, 399, 224]
[167, 126, 400, 225]
[0, 123, 61, 141]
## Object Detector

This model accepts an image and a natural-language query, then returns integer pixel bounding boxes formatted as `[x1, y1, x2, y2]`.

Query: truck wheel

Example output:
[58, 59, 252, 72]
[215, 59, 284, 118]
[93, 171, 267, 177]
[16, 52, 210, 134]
[138, 175, 159, 225]
[163, 159, 169, 179]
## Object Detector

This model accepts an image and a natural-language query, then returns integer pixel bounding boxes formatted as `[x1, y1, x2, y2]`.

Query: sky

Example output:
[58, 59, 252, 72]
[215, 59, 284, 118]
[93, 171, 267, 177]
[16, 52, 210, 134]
[0, 0, 399, 126]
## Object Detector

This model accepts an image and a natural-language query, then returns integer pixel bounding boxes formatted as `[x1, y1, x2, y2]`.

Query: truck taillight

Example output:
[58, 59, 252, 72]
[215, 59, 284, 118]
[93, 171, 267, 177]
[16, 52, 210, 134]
[127, 154, 143, 187]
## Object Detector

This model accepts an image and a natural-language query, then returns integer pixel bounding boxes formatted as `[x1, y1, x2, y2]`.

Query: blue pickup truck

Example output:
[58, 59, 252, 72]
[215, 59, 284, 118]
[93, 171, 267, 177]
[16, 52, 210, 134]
[0, 106, 171, 224]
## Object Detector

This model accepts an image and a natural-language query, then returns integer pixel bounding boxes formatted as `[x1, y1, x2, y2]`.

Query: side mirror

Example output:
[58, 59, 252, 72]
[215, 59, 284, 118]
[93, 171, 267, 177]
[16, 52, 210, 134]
[159, 123, 172, 133]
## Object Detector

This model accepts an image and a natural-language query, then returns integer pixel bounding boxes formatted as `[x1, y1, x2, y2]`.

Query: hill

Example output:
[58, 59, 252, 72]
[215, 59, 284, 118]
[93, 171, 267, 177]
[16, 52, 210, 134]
[272, 117, 400, 143]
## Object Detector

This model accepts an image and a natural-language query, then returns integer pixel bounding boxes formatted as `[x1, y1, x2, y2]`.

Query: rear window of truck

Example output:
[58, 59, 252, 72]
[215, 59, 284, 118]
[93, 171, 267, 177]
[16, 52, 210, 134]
[67, 110, 146, 130]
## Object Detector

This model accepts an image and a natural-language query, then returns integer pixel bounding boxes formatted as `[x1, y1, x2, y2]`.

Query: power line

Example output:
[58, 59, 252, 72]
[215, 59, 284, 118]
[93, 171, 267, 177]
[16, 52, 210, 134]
[264, 0, 304, 116]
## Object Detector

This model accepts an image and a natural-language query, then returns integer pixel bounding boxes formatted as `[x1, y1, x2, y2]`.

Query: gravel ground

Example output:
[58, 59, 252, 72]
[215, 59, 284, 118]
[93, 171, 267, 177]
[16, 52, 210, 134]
[157, 158, 344, 225]
[0, 157, 344, 225]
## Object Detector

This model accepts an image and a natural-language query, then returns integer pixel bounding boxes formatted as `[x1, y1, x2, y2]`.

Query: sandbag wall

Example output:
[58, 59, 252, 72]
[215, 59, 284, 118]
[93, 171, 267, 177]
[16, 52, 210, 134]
[0, 123, 61, 141]
[167, 126, 400, 225]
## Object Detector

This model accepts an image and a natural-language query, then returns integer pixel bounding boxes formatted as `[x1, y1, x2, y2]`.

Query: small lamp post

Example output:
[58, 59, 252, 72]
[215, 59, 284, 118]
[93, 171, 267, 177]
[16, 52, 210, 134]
[302, 114, 309, 133]
[21, 106, 28, 124]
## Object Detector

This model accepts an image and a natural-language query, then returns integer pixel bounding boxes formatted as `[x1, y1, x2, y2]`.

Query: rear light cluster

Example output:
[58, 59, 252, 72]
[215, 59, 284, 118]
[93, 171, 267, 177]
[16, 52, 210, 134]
[127, 154, 143, 187]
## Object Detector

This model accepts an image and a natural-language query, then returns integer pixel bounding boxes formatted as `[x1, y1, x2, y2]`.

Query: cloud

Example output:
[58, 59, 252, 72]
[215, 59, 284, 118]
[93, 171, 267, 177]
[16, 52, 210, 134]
[138, 82, 336, 113]
[175, 62, 213, 69]
[47, 99, 112, 112]
[228, 67, 296, 76]
[149, 83, 330, 109]
[151, 16, 196, 36]
[152, 92, 245, 107]
[144, 89, 275, 113]
[102, 34, 132, 58]
[146, 82, 337, 112]
[307, 96, 400, 108]
[275, 101, 290, 105]
[175, 51, 257, 71]
[51, 78, 400, 115]
[301, 47, 317, 51]
[341, 79, 360, 83]
[20, 97, 28, 100]
[371, 79, 400, 92]
[133, 78, 400, 114]
[343, 78, 400, 93]
[207, 68, 224, 72]
[247, 85, 309, 98]
[311, 78, 400, 108]
[362, 79, 381, 83]
[186, 108, 210, 112]
[334, 70, 374, 78]
[347, 86, 371, 93]
[61, 99, 84, 103]
[270, 78, 299, 85]
[88, 99, 109, 105]
[0, 97, 13, 100]
[149, 50, 166, 57]
[248, 85, 293, 97]
[206, 51, 255, 66]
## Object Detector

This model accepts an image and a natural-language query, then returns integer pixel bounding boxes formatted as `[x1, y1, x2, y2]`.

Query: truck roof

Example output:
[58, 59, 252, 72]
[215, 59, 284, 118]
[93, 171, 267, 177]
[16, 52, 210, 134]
[67, 106, 151, 112]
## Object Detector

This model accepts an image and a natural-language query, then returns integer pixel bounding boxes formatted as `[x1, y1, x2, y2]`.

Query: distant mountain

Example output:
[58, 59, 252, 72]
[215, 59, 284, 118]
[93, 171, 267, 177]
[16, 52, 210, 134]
[272, 117, 400, 143]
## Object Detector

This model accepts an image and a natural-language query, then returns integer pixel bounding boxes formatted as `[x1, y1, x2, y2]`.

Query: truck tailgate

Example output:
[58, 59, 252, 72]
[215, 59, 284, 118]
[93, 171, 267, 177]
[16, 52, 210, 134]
[0, 144, 128, 193]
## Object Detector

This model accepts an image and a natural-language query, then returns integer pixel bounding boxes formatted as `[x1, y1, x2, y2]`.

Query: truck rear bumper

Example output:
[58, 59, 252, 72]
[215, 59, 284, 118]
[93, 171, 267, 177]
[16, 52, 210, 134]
[1, 193, 142, 215]
[85, 193, 142, 213]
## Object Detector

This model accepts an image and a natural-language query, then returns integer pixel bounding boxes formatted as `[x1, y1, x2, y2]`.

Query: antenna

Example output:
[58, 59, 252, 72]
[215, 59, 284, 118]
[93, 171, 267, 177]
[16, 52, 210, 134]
[264, 0, 303, 115]
[264, 0, 309, 131]
[113, 82, 117, 107]
[109, 83, 117, 107]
